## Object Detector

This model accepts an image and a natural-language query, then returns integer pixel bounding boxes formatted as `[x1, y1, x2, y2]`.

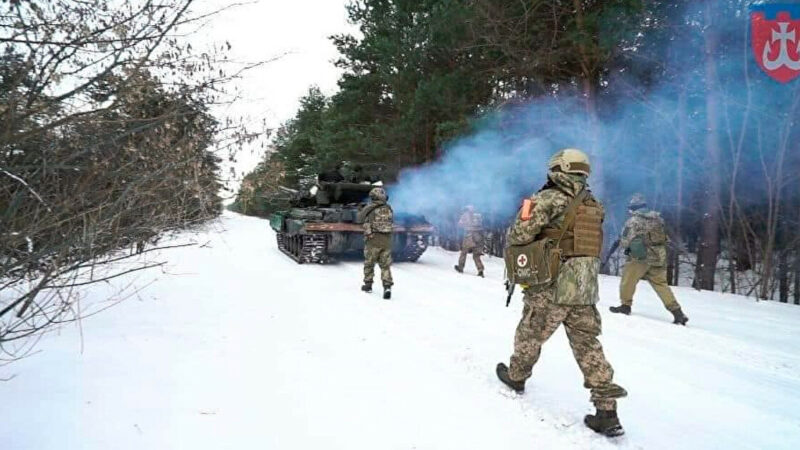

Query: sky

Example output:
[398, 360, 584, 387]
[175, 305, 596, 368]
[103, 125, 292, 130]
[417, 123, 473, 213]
[190, 0, 355, 193]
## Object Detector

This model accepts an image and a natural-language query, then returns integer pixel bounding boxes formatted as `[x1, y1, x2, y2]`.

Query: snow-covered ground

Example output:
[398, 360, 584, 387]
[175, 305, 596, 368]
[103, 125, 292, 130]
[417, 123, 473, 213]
[2, 212, 800, 449]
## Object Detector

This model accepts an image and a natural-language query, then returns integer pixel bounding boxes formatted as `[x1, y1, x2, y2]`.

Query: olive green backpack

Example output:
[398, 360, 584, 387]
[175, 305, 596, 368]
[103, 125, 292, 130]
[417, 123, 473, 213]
[504, 190, 588, 289]
[629, 216, 667, 260]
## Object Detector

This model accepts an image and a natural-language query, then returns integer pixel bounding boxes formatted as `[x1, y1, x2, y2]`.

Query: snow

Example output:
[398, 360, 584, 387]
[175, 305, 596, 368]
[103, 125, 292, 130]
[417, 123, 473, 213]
[2, 211, 800, 449]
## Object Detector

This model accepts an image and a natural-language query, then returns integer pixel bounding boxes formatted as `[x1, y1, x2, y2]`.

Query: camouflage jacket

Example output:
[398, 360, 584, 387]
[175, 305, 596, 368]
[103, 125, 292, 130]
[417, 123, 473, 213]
[458, 211, 484, 245]
[458, 211, 484, 232]
[358, 200, 393, 236]
[507, 171, 601, 306]
[620, 209, 668, 266]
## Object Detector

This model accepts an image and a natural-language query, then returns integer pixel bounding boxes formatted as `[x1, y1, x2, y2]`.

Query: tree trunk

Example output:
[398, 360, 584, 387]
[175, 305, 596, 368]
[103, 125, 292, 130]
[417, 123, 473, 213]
[667, 246, 676, 286]
[572, 0, 604, 197]
[758, 86, 797, 299]
[693, 3, 722, 291]
[794, 251, 800, 305]
[779, 249, 789, 303]
[671, 86, 688, 287]
[733, 234, 753, 271]
[796, 208, 800, 305]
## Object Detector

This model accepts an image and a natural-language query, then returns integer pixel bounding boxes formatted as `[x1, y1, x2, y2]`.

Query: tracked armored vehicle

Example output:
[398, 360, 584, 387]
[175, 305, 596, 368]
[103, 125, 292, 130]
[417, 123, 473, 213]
[269, 180, 433, 264]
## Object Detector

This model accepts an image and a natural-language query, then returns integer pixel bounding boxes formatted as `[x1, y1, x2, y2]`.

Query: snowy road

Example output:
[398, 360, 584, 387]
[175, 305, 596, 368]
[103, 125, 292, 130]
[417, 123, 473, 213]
[2, 212, 799, 449]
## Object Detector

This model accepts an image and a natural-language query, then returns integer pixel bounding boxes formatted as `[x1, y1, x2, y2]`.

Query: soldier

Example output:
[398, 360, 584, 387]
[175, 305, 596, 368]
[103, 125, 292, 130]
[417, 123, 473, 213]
[496, 149, 628, 437]
[609, 194, 689, 325]
[454, 205, 485, 277]
[333, 160, 355, 183]
[318, 162, 345, 183]
[357, 187, 394, 299]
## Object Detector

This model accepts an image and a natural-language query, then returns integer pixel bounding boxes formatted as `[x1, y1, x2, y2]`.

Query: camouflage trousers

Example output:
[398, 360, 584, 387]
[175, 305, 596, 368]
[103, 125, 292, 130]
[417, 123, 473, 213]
[508, 289, 627, 410]
[363, 238, 393, 287]
[457, 235, 484, 272]
[620, 260, 680, 311]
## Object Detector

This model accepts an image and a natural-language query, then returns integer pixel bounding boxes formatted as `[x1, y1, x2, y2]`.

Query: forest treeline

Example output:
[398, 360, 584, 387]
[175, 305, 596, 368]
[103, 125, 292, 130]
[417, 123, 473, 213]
[235, 0, 800, 303]
[0, 0, 254, 358]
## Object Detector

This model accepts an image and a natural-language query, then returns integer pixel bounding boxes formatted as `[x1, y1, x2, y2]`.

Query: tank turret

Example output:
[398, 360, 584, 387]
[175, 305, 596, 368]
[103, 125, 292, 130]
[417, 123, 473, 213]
[269, 169, 433, 264]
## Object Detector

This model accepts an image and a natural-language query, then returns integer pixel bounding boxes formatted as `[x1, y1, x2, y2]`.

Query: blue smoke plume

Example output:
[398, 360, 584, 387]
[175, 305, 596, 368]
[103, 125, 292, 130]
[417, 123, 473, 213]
[388, 0, 800, 239]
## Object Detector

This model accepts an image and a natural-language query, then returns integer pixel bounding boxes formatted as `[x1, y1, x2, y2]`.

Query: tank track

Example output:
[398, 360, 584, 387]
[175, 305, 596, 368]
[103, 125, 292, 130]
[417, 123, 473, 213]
[394, 239, 428, 262]
[276, 232, 330, 264]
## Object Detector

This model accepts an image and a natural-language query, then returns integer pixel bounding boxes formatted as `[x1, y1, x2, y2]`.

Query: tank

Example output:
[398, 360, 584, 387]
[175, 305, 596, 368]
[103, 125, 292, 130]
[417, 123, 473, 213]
[269, 178, 433, 264]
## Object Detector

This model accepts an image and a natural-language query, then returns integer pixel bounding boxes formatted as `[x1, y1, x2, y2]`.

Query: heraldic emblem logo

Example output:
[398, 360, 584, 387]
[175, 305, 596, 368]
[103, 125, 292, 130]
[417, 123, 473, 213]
[751, 4, 800, 83]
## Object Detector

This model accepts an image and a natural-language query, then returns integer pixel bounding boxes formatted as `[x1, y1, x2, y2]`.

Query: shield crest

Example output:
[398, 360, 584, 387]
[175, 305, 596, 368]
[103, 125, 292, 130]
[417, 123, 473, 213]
[751, 7, 800, 83]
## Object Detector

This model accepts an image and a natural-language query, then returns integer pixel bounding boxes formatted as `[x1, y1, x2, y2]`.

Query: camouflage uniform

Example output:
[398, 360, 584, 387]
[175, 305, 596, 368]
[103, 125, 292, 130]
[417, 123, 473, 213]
[619, 209, 680, 311]
[505, 171, 626, 411]
[358, 191, 393, 288]
[456, 209, 485, 273]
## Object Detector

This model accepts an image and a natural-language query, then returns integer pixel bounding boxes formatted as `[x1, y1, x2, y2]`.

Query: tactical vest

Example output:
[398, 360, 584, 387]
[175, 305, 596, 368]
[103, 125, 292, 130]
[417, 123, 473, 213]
[468, 213, 484, 232]
[504, 189, 603, 289]
[645, 217, 667, 246]
[539, 190, 604, 258]
[628, 214, 667, 261]
[369, 204, 394, 234]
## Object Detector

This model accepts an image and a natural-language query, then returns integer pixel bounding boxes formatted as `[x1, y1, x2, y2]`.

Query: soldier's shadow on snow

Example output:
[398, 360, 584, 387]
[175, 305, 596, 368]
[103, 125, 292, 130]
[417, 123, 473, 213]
[326, 252, 437, 265]
[331, 255, 437, 266]
[612, 311, 683, 328]
[329, 253, 363, 263]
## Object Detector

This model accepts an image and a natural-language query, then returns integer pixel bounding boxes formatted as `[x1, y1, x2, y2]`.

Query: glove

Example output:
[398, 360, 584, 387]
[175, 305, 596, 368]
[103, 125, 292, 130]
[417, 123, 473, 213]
[624, 248, 630, 256]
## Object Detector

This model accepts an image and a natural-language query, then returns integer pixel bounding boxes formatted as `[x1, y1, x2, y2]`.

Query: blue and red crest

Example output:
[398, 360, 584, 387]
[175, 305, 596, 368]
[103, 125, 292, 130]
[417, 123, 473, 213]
[751, 4, 800, 83]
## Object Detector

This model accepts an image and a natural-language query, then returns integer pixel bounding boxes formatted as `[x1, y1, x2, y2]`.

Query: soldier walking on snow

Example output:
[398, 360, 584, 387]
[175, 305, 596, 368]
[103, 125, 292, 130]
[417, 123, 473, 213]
[358, 187, 394, 299]
[497, 149, 628, 437]
[608, 194, 689, 325]
[454, 205, 485, 277]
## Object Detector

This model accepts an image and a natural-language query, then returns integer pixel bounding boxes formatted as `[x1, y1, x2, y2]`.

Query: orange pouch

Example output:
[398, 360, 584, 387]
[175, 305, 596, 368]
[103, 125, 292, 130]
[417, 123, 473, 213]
[521, 199, 533, 221]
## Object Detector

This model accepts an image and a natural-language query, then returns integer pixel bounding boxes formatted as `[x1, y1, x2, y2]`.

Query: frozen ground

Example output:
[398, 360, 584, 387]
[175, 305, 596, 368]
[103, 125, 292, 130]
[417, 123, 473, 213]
[2, 212, 799, 449]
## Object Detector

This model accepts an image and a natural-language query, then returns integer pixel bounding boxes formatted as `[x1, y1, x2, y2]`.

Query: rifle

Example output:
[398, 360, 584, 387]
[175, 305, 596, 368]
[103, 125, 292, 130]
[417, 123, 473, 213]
[505, 279, 515, 307]
[601, 238, 621, 273]
[504, 266, 515, 307]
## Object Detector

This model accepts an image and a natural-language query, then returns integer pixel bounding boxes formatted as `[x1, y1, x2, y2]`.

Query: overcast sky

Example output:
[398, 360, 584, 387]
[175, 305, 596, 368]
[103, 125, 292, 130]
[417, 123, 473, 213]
[192, 0, 355, 191]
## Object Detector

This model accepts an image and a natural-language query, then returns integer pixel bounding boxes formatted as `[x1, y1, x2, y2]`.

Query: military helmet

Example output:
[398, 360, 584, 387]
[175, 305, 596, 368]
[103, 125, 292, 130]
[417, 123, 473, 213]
[629, 193, 647, 209]
[369, 187, 387, 201]
[548, 148, 591, 176]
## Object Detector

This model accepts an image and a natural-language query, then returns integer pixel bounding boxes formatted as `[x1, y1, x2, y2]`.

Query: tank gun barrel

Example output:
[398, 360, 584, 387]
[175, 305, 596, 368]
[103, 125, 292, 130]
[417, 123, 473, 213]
[278, 186, 300, 195]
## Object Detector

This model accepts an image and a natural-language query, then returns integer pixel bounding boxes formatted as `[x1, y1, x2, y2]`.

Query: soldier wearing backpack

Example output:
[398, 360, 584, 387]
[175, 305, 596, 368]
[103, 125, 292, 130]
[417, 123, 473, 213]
[497, 149, 627, 437]
[454, 205, 485, 277]
[608, 194, 689, 325]
[358, 187, 394, 299]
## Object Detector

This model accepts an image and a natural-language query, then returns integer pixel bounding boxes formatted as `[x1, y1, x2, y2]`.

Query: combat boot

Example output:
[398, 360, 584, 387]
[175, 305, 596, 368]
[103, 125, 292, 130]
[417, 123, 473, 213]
[478, 270, 484, 278]
[383, 285, 392, 300]
[670, 308, 689, 325]
[584, 409, 625, 437]
[495, 363, 525, 394]
[454, 265, 463, 273]
[609, 304, 631, 315]
[361, 282, 372, 293]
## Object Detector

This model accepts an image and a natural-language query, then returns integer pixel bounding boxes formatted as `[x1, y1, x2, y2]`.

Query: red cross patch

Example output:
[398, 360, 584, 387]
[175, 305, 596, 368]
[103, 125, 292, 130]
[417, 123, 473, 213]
[516, 254, 528, 267]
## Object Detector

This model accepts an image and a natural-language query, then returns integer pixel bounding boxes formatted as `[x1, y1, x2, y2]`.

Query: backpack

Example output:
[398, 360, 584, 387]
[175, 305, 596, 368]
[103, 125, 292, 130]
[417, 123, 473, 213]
[505, 190, 602, 288]
[646, 217, 667, 246]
